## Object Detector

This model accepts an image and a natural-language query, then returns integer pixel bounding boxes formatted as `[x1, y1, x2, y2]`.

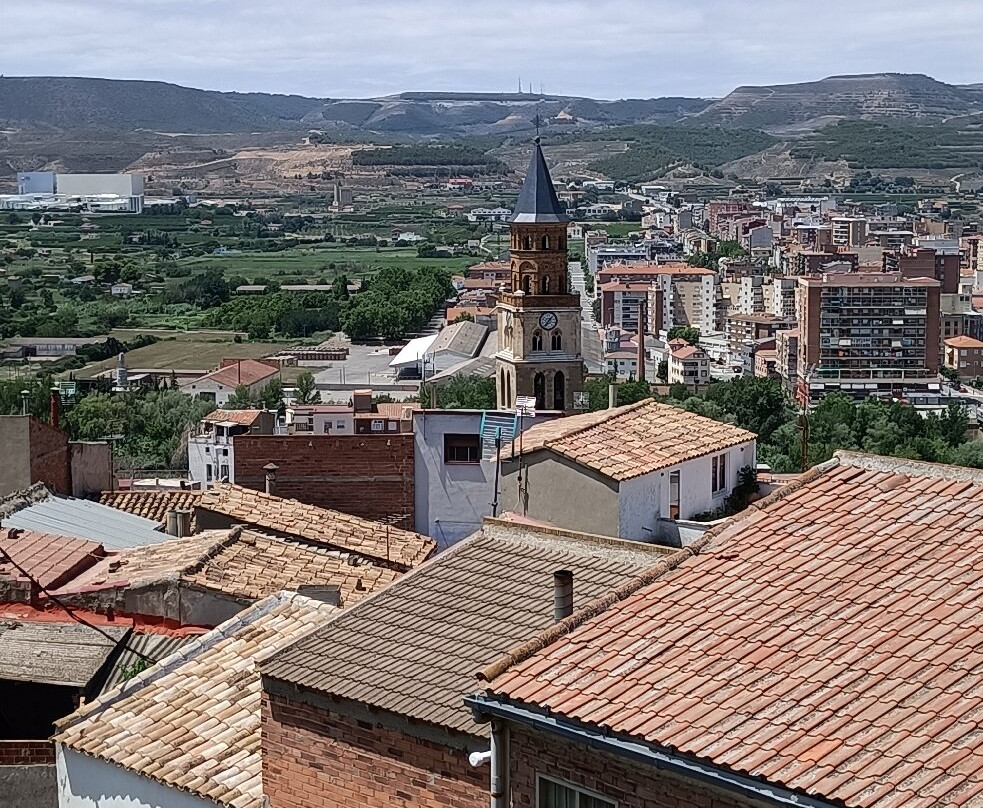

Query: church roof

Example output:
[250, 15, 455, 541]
[510, 139, 570, 224]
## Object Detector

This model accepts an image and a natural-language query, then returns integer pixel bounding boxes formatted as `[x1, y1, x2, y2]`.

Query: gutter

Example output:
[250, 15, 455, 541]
[467, 695, 839, 808]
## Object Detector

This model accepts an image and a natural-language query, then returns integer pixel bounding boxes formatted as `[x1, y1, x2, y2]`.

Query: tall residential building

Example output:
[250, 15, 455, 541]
[883, 244, 959, 293]
[796, 273, 941, 404]
[495, 139, 585, 413]
[831, 216, 868, 248]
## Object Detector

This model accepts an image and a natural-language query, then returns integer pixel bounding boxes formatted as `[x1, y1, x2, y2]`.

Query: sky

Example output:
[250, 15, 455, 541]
[3, 0, 982, 99]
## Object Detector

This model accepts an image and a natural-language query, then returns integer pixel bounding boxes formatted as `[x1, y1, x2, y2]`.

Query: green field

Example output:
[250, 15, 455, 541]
[179, 245, 476, 279]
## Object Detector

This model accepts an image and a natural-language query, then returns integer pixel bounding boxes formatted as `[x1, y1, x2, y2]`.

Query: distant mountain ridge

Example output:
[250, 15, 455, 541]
[1, 73, 980, 138]
[0, 76, 709, 136]
[692, 73, 983, 130]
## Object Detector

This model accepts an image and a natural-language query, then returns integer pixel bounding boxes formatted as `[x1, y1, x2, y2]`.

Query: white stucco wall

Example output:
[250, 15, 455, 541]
[413, 410, 560, 548]
[413, 410, 496, 548]
[187, 439, 233, 486]
[57, 746, 218, 808]
[618, 440, 757, 536]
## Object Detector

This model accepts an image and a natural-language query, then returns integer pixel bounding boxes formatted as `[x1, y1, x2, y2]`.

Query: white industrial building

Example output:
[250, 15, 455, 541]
[3, 172, 145, 213]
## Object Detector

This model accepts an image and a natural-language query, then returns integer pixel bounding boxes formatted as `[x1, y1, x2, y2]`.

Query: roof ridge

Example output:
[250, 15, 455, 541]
[477, 455, 843, 683]
[542, 398, 653, 449]
[0, 482, 52, 521]
[835, 449, 983, 482]
[179, 526, 245, 577]
[53, 591, 297, 734]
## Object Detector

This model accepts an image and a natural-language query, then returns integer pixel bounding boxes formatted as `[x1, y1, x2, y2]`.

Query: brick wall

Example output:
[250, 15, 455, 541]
[262, 690, 487, 808]
[0, 740, 55, 766]
[234, 435, 415, 529]
[508, 722, 763, 808]
[29, 419, 71, 495]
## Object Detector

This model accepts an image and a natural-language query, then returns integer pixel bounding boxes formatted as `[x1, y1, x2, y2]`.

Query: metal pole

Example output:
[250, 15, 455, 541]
[491, 427, 502, 517]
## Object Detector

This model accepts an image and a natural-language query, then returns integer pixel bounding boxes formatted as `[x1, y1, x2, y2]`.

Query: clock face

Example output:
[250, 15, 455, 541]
[539, 311, 558, 330]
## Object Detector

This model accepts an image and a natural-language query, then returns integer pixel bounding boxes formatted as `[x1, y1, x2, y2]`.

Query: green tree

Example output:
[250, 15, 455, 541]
[429, 375, 497, 410]
[666, 326, 700, 345]
[257, 378, 284, 409]
[293, 371, 321, 405]
[656, 359, 668, 382]
[940, 402, 970, 447]
[225, 385, 254, 409]
[453, 311, 475, 323]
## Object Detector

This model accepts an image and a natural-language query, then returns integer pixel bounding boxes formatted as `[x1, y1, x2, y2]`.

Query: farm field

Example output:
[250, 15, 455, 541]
[73, 339, 284, 379]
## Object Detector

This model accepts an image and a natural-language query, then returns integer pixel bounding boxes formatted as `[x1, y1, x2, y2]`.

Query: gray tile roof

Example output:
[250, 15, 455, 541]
[428, 320, 488, 358]
[260, 520, 676, 736]
[510, 139, 570, 224]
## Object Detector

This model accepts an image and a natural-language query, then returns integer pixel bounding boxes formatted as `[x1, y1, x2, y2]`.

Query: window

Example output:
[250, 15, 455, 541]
[553, 371, 565, 410]
[538, 776, 615, 808]
[220, 464, 229, 481]
[336, 420, 345, 429]
[524, 235, 533, 250]
[370, 419, 384, 432]
[444, 434, 480, 464]
[532, 330, 544, 351]
[551, 330, 562, 351]
[541, 234, 550, 249]
[205, 465, 213, 482]
[534, 372, 546, 410]
[711, 453, 727, 494]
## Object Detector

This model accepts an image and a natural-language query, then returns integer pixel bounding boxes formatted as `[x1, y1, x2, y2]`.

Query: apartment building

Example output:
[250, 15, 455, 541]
[599, 282, 652, 334]
[883, 243, 960, 293]
[796, 273, 941, 404]
[944, 335, 983, 380]
[667, 340, 710, 388]
[830, 216, 868, 248]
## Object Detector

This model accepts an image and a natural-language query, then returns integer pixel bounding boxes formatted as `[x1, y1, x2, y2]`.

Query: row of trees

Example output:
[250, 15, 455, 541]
[659, 377, 983, 472]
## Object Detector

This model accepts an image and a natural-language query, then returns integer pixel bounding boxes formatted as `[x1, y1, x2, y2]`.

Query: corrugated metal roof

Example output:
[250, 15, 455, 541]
[0, 620, 129, 688]
[3, 497, 169, 550]
[100, 633, 194, 694]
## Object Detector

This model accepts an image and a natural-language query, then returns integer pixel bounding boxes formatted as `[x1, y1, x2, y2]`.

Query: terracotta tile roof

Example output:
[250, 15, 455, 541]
[0, 528, 104, 590]
[374, 401, 421, 420]
[51, 529, 397, 606]
[54, 593, 336, 808]
[670, 345, 702, 360]
[191, 359, 278, 389]
[598, 262, 715, 277]
[511, 400, 756, 481]
[199, 484, 434, 569]
[944, 335, 983, 349]
[485, 452, 983, 808]
[201, 409, 266, 426]
[261, 520, 676, 736]
[98, 490, 202, 527]
[50, 533, 220, 596]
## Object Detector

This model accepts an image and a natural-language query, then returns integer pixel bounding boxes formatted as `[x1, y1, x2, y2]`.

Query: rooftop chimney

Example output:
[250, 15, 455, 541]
[608, 382, 618, 409]
[20, 389, 30, 416]
[263, 462, 279, 496]
[49, 387, 60, 431]
[553, 570, 573, 621]
[165, 510, 180, 537]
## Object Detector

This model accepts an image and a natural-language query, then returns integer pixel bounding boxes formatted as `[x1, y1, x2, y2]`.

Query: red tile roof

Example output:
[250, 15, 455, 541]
[945, 335, 983, 349]
[193, 360, 277, 388]
[0, 528, 104, 590]
[510, 399, 756, 481]
[201, 409, 266, 425]
[484, 452, 983, 808]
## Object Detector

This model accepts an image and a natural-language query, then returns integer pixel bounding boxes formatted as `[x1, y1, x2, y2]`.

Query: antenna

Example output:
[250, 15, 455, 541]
[518, 76, 522, 94]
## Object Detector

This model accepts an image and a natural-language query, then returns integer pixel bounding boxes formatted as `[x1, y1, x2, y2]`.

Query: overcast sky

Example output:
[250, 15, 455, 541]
[4, 0, 981, 99]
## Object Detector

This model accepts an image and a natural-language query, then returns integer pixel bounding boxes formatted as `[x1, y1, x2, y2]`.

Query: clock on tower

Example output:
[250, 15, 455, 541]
[494, 138, 585, 414]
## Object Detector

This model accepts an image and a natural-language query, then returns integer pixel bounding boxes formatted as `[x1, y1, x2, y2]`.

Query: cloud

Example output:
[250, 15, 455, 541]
[2, 0, 981, 98]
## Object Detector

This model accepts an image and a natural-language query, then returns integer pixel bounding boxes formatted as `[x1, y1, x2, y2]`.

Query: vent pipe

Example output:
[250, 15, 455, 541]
[49, 388, 60, 431]
[263, 462, 279, 496]
[608, 383, 618, 410]
[553, 570, 573, 621]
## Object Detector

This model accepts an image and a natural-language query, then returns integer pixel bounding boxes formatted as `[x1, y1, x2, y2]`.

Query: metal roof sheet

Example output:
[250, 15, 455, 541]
[3, 497, 168, 550]
[99, 633, 194, 694]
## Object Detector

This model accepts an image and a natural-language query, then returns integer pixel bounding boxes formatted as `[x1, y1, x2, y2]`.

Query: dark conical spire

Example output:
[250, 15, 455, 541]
[510, 138, 569, 224]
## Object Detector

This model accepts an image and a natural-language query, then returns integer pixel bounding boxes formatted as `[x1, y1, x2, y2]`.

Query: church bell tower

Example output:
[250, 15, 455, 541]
[495, 138, 585, 413]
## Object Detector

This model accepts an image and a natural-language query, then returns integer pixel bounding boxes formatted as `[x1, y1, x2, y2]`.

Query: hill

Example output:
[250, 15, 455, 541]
[0, 77, 709, 136]
[691, 73, 983, 131]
